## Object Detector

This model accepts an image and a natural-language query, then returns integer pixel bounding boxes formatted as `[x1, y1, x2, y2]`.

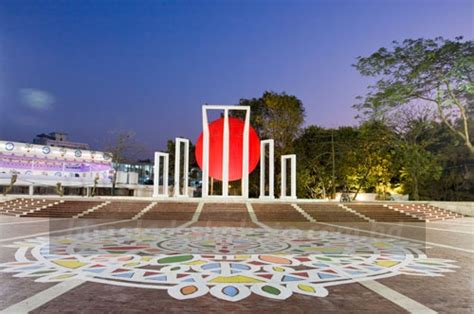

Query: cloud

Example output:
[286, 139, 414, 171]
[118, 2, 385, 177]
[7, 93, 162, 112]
[19, 88, 55, 110]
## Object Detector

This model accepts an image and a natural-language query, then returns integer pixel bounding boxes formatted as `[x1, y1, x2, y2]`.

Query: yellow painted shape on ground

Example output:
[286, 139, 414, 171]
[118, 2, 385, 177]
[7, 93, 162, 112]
[53, 260, 87, 269]
[234, 255, 251, 260]
[297, 284, 316, 293]
[185, 260, 207, 266]
[375, 260, 399, 268]
[373, 242, 392, 249]
[209, 275, 264, 284]
[51, 273, 76, 280]
[200, 240, 214, 245]
[57, 239, 73, 244]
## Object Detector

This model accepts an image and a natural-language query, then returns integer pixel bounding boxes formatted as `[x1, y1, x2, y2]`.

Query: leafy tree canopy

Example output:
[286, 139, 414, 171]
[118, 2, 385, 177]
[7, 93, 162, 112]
[354, 37, 474, 154]
[237, 91, 305, 156]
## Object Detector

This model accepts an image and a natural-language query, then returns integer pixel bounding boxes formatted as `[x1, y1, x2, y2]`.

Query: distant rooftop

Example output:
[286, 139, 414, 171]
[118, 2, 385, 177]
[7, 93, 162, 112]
[33, 132, 90, 150]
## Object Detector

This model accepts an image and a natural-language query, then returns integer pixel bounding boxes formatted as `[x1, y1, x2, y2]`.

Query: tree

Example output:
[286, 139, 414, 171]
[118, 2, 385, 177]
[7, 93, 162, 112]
[3, 174, 17, 196]
[104, 131, 147, 164]
[236, 91, 305, 154]
[387, 107, 442, 200]
[294, 126, 334, 198]
[354, 37, 474, 154]
[236, 91, 305, 197]
[421, 122, 474, 201]
[104, 131, 148, 195]
[398, 143, 441, 200]
[349, 121, 397, 200]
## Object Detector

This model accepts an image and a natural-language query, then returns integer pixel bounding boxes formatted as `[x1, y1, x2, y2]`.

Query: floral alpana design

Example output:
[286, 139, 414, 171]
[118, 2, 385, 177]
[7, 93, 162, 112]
[0, 227, 457, 302]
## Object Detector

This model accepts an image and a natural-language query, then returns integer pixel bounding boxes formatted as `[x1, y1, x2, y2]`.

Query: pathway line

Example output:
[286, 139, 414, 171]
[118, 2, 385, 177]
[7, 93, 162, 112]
[376, 222, 474, 235]
[0, 219, 132, 244]
[359, 280, 437, 314]
[0, 279, 85, 314]
[245, 202, 270, 229]
[315, 222, 474, 254]
[178, 201, 204, 228]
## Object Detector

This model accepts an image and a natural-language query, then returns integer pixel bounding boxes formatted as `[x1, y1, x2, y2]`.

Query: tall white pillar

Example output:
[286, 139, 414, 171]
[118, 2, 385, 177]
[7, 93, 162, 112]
[201, 105, 250, 198]
[259, 139, 274, 199]
[174, 138, 190, 197]
[280, 154, 297, 200]
[222, 109, 229, 197]
[242, 107, 250, 198]
[202, 107, 209, 197]
[153, 152, 169, 198]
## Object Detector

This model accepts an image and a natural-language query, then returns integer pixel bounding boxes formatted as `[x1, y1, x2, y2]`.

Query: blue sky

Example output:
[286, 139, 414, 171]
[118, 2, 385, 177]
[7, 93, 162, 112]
[0, 0, 472, 153]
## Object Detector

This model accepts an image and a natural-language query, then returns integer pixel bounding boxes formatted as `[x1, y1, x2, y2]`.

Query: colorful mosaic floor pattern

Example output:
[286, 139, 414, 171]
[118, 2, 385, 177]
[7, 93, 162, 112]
[1, 227, 457, 302]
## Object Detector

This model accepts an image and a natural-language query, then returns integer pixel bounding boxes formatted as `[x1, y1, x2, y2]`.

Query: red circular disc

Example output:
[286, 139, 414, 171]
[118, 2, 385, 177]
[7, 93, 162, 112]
[195, 117, 260, 181]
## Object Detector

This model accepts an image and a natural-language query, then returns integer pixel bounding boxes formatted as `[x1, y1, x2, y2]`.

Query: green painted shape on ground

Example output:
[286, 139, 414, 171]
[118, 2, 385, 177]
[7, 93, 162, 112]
[262, 285, 281, 295]
[157, 255, 194, 264]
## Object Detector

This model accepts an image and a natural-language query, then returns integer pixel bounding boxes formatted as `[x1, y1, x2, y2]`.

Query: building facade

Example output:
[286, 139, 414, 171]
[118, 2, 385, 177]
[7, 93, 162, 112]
[32, 132, 90, 150]
[0, 140, 114, 193]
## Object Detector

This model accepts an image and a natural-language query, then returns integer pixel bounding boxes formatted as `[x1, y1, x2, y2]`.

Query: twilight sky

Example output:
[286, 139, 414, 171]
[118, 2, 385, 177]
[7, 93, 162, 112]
[0, 0, 472, 154]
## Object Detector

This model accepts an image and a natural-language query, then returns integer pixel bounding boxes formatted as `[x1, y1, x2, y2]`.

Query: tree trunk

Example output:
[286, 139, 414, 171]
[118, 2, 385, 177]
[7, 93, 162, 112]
[412, 177, 419, 201]
[353, 168, 370, 201]
[112, 171, 117, 196]
[467, 142, 474, 155]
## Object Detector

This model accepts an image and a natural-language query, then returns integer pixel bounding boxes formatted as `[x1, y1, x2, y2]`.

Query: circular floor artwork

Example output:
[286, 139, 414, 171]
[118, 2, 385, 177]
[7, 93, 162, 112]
[0, 227, 457, 302]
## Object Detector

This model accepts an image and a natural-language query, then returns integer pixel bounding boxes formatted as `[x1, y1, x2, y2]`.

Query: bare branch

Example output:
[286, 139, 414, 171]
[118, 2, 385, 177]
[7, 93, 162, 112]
[445, 81, 473, 151]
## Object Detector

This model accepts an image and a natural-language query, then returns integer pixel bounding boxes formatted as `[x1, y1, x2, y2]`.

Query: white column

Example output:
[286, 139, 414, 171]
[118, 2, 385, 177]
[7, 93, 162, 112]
[29, 185, 34, 196]
[260, 143, 265, 197]
[163, 155, 169, 196]
[259, 139, 274, 199]
[280, 154, 296, 199]
[281, 156, 286, 199]
[153, 152, 169, 198]
[174, 141, 180, 196]
[202, 107, 209, 197]
[153, 152, 159, 197]
[222, 109, 229, 197]
[291, 154, 296, 198]
[201, 105, 251, 198]
[174, 138, 190, 197]
[269, 142, 274, 198]
[241, 107, 250, 198]
[184, 139, 189, 196]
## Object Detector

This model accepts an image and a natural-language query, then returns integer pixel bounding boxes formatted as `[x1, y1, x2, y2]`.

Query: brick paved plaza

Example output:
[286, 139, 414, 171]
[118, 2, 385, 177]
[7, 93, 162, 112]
[0, 199, 472, 313]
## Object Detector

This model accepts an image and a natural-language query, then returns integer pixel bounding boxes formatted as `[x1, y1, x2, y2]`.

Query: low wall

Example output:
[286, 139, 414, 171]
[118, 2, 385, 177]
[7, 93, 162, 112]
[0, 195, 15, 204]
[428, 201, 474, 217]
[1, 194, 472, 216]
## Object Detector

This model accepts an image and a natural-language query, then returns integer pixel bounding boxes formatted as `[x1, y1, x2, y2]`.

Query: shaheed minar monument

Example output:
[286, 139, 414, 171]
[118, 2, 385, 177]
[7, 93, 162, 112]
[153, 105, 297, 200]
